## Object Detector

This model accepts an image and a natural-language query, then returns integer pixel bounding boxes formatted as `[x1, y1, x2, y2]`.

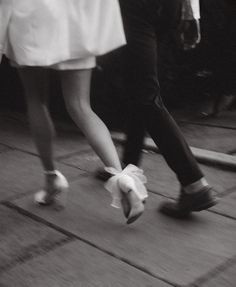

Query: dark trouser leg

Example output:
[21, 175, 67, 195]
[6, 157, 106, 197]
[123, 105, 146, 166]
[144, 101, 203, 186]
[120, 0, 203, 186]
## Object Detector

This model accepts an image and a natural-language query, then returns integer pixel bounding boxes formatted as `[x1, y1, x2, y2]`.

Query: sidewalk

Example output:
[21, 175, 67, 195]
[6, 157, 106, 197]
[0, 110, 236, 287]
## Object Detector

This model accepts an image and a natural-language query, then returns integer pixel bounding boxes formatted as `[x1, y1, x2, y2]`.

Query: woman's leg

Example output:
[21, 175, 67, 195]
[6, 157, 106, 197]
[18, 68, 55, 171]
[18, 67, 68, 205]
[60, 69, 122, 171]
[60, 69, 147, 223]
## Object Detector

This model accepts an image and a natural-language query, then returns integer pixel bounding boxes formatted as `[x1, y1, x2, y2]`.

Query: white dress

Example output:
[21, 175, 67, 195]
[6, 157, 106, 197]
[0, 0, 126, 69]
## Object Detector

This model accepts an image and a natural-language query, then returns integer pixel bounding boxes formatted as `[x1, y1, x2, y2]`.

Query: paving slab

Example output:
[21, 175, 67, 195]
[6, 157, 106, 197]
[0, 150, 84, 201]
[13, 176, 236, 286]
[59, 147, 105, 172]
[0, 114, 90, 158]
[211, 189, 236, 219]
[0, 115, 35, 152]
[0, 240, 168, 287]
[59, 145, 123, 173]
[178, 123, 236, 153]
[54, 129, 91, 160]
[0, 144, 10, 154]
[0, 205, 67, 274]
[200, 260, 236, 287]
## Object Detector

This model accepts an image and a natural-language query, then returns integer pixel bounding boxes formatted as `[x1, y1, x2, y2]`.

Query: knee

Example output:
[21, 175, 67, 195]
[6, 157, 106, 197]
[129, 76, 163, 107]
[64, 97, 90, 118]
[136, 90, 164, 109]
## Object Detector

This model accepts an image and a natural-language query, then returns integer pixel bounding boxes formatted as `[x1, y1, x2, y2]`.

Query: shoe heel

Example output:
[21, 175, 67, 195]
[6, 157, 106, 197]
[118, 175, 144, 224]
[53, 173, 69, 208]
[34, 170, 69, 207]
[126, 193, 144, 224]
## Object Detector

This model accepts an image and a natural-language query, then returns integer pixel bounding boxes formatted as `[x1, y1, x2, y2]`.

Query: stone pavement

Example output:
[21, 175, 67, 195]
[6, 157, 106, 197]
[0, 110, 236, 287]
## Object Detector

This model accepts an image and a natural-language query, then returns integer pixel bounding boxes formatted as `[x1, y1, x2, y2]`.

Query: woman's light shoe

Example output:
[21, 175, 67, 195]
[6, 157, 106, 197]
[118, 174, 145, 224]
[104, 165, 148, 224]
[34, 170, 69, 207]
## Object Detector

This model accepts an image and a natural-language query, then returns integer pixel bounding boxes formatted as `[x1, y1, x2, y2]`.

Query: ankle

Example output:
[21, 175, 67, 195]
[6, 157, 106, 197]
[44, 170, 58, 176]
[183, 178, 209, 194]
[44, 170, 59, 185]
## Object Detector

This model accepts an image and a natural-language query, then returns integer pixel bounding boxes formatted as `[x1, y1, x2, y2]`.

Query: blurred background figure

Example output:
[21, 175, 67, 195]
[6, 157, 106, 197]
[199, 0, 236, 117]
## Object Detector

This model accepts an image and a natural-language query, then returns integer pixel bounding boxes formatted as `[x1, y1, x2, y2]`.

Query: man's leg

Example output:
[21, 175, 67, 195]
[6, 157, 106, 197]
[120, 0, 218, 216]
[122, 103, 146, 166]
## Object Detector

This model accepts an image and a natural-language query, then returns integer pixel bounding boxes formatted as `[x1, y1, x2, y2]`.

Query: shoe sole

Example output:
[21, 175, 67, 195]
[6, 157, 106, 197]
[127, 211, 144, 224]
[159, 197, 219, 218]
[159, 204, 190, 218]
[35, 188, 68, 207]
[191, 197, 219, 212]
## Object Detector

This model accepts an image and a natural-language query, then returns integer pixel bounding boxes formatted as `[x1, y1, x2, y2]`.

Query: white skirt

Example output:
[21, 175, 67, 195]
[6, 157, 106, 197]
[0, 0, 126, 69]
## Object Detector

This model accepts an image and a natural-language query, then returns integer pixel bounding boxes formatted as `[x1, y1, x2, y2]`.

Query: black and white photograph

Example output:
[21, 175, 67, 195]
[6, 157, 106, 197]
[0, 0, 235, 286]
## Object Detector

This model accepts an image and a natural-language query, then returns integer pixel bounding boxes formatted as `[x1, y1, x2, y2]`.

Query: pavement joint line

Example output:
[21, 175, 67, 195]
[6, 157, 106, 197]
[0, 142, 14, 151]
[228, 148, 236, 155]
[218, 185, 236, 197]
[208, 209, 236, 221]
[0, 143, 103, 171]
[148, 189, 175, 199]
[177, 120, 236, 131]
[0, 189, 36, 205]
[54, 159, 97, 175]
[65, 171, 91, 182]
[0, 236, 73, 275]
[0, 143, 39, 157]
[55, 147, 91, 162]
[3, 201, 77, 239]
[0, 142, 11, 148]
[0, 141, 41, 157]
[188, 254, 236, 287]
[111, 132, 236, 171]
[2, 201, 179, 287]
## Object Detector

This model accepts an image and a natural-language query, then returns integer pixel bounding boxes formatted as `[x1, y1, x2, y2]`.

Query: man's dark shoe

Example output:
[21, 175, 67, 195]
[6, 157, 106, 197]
[95, 169, 112, 181]
[159, 186, 219, 218]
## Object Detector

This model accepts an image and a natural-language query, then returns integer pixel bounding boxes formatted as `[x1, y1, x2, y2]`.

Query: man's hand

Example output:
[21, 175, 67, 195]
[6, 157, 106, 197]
[177, 18, 201, 50]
